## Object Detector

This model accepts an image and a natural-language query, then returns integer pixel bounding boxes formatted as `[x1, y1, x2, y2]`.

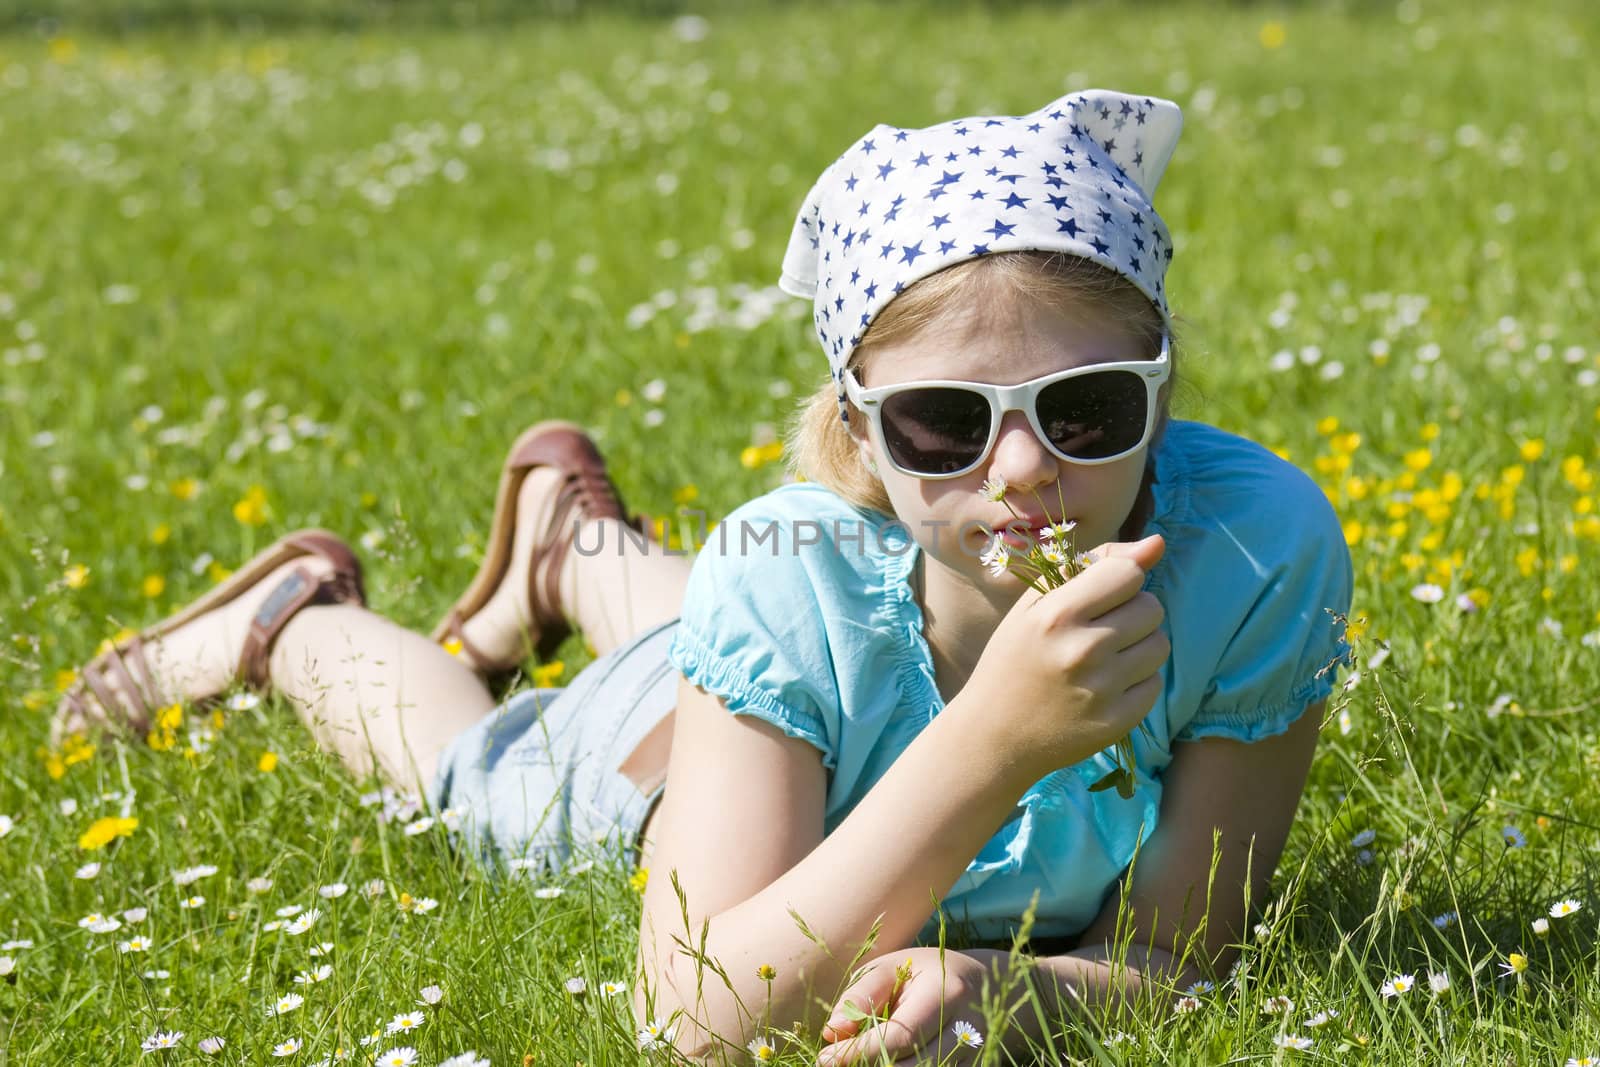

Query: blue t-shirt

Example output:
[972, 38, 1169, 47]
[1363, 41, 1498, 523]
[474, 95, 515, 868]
[666, 420, 1352, 944]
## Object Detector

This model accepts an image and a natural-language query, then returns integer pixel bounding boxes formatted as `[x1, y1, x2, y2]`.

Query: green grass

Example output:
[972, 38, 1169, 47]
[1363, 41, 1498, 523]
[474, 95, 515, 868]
[2, 1, 1599, 1062]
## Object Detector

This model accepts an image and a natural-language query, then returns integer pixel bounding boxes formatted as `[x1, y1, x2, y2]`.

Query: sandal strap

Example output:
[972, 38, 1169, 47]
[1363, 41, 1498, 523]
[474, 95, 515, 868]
[78, 660, 137, 732]
[236, 559, 366, 694]
[236, 535, 367, 691]
[438, 609, 501, 673]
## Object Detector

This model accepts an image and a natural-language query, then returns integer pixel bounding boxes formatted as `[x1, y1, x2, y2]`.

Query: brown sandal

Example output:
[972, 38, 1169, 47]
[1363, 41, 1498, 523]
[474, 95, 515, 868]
[52, 529, 366, 743]
[432, 421, 649, 673]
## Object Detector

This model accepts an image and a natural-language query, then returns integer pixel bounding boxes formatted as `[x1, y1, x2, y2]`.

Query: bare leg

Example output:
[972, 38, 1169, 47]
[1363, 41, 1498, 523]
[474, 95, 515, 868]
[561, 517, 692, 657]
[269, 603, 496, 792]
[452, 468, 693, 664]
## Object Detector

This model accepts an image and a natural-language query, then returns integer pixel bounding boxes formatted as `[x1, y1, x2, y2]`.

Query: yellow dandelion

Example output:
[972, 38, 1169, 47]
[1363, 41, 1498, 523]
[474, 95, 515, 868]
[531, 661, 565, 687]
[141, 575, 166, 599]
[149, 522, 171, 545]
[1519, 439, 1545, 463]
[1342, 520, 1364, 547]
[48, 36, 78, 63]
[672, 484, 700, 506]
[1420, 422, 1440, 442]
[1403, 448, 1432, 472]
[169, 477, 200, 501]
[258, 751, 278, 773]
[79, 816, 138, 850]
[441, 636, 464, 658]
[1258, 20, 1287, 49]
[232, 485, 269, 527]
[63, 564, 90, 590]
[54, 668, 79, 692]
[629, 867, 649, 893]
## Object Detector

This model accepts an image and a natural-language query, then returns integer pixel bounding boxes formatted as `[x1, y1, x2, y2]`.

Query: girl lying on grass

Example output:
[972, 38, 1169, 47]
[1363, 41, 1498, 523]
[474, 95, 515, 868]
[56, 88, 1351, 1063]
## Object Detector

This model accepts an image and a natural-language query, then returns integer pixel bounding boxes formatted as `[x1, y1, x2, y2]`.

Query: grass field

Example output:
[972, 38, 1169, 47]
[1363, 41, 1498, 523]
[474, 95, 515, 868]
[2, 1, 1599, 1062]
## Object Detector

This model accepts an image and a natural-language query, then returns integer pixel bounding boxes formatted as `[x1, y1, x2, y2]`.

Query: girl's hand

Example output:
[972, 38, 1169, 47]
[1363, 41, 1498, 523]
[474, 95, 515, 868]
[815, 947, 1010, 1066]
[961, 534, 1170, 784]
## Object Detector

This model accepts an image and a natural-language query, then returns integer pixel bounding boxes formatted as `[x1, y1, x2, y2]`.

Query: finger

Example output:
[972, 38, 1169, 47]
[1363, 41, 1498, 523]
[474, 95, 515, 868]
[1041, 553, 1148, 622]
[1082, 590, 1166, 650]
[1115, 626, 1171, 681]
[821, 962, 905, 1043]
[1115, 670, 1165, 721]
[1087, 533, 1165, 571]
[822, 979, 944, 1066]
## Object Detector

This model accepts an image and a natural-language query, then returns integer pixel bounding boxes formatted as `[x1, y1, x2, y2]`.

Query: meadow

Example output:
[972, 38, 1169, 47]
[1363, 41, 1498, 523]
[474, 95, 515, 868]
[1, 0, 1598, 1062]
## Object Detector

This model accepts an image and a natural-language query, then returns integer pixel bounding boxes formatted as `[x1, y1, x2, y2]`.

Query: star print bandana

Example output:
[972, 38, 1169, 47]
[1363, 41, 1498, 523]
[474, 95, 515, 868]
[778, 89, 1183, 420]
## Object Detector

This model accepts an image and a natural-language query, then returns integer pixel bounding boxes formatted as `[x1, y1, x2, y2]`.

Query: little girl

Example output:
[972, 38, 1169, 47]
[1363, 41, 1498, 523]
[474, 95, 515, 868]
[56, 88, 1350, 1064]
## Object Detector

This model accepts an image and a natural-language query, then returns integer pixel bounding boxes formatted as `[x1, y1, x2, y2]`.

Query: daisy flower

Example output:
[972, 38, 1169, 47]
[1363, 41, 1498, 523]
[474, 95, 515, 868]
[0, 957, 15, 978]
[262, 920, 286, 932]
[179, 896, 205, 910]
[317, 883, 348, 899]
[386, 1011, 425, 1035]
[0, 814, 15, 837]
[747, 1033, 779, 1061]
[1533, 917, 1551, 936]
[74, 862, 101, 880]
[362, 879, 387, 899]
[275, 904, 304, 918]
[1409, 583, 1444, 604]
[226, 691, 262, 712]
[1173, 995, 1201, 1015]
[418, 984, 444, 1005]
[1501, 825, 1527, 848]
[1431, 911, 1457, 929]
[198, 1036, 226, 1055]
[950, 1021, 983, 1049]
[81, 914, 122, 934]
[564, 977, 587, 995]
[439, 1054, 490, 1067]
[123, 907, 148, 923]
[1045, 520, 1077, 541]
[978, 535, 1010, 578]
[1304, 1009, 1339, 1028]
[1261, 995, 1295, 1014]
[271, 992, 305, 1016]
[293, 965, 333, 984]
[1273, 1035, 1314, 1051]
[142, 969, 171, 980]
[272, 1037, 302, 1057]
[140, 1030, 184, 1051]
[568, 859, 595, 875]
[533, 887, 563, 900]
[600, 981, 628, 997]
[375, 1049, 418, 1067]
[118, 936, 152, 954]
[1183, 980, 1214, 996]
[173, 864, 218, 887]
[1499, 953, 1528, 978]
[286, 909, 321, 935]
[1, 940, 32, 951]
[246, 876, 273, 894]
[410, 897, 439, 914]
[1428, 971, 1451, 994]
[1550, 899, 1584, 919]
[309, 942, 335, 957]
[980, 475, 1008, 501]
[637, 1017, 676, 1052]
[360, 1030, 383, 1047]
[403, 817, 436, 837]
[1565, 1058, 1599, 1067]
[1380, 973, 1415, 998]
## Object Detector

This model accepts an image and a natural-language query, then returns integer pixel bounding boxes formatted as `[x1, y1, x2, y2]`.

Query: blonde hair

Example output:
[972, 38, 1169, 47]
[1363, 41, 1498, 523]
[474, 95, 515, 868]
[785, 252, 1178, 514]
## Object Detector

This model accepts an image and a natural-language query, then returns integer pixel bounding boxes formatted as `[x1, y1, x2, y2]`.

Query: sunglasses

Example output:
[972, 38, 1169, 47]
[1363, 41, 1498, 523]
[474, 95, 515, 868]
[843, 336, 1170, 479]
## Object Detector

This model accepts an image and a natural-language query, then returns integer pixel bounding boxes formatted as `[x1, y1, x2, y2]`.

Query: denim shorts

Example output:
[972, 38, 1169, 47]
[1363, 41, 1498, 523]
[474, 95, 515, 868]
[428, 618, 680, 871]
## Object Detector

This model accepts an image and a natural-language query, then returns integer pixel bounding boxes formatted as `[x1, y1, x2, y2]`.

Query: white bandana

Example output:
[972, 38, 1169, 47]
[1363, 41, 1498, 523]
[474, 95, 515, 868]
[778, 89, 1183, 420]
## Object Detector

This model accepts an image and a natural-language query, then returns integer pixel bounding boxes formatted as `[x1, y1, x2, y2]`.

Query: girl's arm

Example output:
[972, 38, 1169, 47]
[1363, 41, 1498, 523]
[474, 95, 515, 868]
[635, 675, 1042, 1057]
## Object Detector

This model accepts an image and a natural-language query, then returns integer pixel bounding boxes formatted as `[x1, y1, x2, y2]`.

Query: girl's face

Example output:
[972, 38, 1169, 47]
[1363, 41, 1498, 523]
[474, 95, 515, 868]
[852, 296, 1158, 594]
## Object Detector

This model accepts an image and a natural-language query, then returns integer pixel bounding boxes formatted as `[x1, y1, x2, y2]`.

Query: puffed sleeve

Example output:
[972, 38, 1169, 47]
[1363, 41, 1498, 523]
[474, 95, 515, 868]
[1153, 423, 1354, 744]
[665, 490, 844, 768]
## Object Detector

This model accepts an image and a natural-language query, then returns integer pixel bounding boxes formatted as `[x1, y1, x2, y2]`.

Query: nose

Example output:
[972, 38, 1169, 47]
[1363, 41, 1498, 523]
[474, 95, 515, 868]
[986, 410, 1059, 495]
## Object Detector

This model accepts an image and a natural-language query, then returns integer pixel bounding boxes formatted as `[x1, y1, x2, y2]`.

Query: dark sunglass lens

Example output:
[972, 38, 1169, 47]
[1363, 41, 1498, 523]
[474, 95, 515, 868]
[1035, 371, 1148, 459]
[879, 388, 991, 474]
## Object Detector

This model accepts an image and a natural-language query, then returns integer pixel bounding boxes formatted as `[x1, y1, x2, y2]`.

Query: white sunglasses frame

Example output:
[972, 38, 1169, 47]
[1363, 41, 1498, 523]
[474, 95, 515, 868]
[843, 335, 1171, 480]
